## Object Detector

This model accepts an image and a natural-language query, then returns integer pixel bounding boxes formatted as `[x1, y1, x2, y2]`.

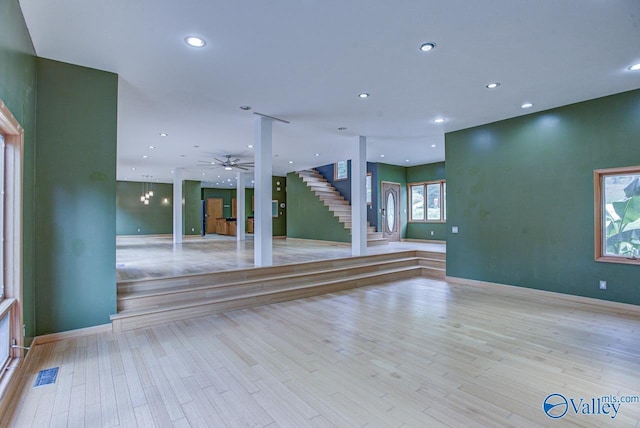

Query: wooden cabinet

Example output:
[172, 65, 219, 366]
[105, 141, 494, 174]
[215, 218, 237, 236]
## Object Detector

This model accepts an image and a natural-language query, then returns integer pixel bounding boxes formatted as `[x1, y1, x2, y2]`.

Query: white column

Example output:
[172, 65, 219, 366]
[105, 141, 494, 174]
[237, 172, 246, 241]
[173, 168, 183, 245]
[351, 136, 367, 256]
[254, 116, 273, 266]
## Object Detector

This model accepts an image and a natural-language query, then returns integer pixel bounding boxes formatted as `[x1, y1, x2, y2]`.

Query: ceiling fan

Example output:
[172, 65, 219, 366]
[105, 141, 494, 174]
[198, 155, 255, 171]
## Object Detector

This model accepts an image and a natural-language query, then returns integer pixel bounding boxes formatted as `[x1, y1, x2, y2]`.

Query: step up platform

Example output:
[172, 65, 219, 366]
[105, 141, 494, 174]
[111, 250, 446, 332]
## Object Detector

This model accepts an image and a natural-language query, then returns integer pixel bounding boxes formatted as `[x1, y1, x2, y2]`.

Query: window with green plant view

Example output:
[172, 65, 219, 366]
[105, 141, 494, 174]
[409, 180, 446, 222]
[594, 166, 640, 263]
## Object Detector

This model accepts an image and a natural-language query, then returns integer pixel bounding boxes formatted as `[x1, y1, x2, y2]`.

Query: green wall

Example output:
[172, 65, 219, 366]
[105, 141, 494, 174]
[406, 162, 447, 241]
[116, 181, 173, 235]
[202, 187, 234, 218]
[183, 180, 202, 235]
[377, 163, 408, 239]
[446, 89, 640, 305]
[286, 172, 351, 242]
[0, 0, 37, 343]
[34, 58, 118, 334]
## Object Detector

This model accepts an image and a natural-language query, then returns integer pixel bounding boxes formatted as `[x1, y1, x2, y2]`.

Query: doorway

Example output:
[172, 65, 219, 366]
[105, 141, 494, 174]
[381, 181, 400, 242]
[205, 198, 223, 234]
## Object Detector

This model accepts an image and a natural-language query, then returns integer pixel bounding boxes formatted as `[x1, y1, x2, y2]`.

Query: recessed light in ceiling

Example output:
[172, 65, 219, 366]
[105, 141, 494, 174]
[185, 36, 206, 48]
[289, 160, 294, 164]
[358, 93, 369, 99]
[160, 133, 168, 137]
[405, 159, 410, 163]
[433, 117, 445, 123]
[202, 173, 206, 176]
[628, 63, 640, 71]
[142, 155, 148, 159]
[132, 167, 136, 171]
[521, 102, 534, 109]
[486, 82, 501, 89]
[148, 145, 155, 149]
[315, 153, 320, 157]
[419, 42, 436, 52]
[380, 154, 385, 158]
[248, 144, 253, 148]
[240, 105, 252, 110]
[431, 144, 436, 148]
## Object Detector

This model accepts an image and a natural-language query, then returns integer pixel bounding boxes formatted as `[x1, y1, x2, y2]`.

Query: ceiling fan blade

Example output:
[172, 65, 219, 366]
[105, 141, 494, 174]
[213, 158, 226, 164]
[232, 158, 240, 163]
[235, 166, 249, 170]
[236, 163, 254, 167]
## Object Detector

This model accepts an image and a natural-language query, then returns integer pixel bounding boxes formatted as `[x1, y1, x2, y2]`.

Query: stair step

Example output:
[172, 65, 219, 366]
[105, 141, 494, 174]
[117, 258, 424, 311]
[111, 262, 445, 332]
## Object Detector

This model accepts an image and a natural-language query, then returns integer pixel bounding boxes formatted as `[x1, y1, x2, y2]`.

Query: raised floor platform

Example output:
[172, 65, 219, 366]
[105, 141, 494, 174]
[114, 237, 446, 331]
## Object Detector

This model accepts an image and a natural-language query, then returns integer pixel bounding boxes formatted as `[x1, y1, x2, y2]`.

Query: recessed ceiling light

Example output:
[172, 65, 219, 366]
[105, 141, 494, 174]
[521, 102, 534, 109]
[132, 167, 136, 171]
[628, 63, 640, 71]
[380, 154, 385, 158]
[289, 160, 294, 164]
[358, 93, 369, 99]
[240, 105, 252, 110]
[486, 82, 501, 89]
[185, 36, 206, 48]
[142, 155, 148, 159]
[405, 159, 410, 163]
[315, 153, 320, 157]
[431, 144, 436, 148]
[433, 117, 445, 123]
[160, 133, 168, 137]
[419, 42, 436, 52]
[338, 127, 347, 131]
[148, 145, 155, 149]
[217, 175, 221, 178]
[202, 173, 206, 176]
[248, 144, 253, 148]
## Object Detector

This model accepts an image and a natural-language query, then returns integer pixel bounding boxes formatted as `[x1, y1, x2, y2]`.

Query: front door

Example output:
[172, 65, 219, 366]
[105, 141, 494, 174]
[382, 182, 400, 242]
[206, 198, 223, 234]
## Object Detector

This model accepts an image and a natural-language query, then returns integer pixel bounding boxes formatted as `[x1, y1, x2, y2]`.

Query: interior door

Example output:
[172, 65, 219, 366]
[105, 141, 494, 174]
[381, 182, 401, 242]
[206, 198, 223, 234]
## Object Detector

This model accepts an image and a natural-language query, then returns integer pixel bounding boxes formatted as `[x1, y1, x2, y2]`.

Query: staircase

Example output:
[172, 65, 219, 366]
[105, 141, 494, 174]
[296, 169, 388, 246]
[110, 250, 446, 332]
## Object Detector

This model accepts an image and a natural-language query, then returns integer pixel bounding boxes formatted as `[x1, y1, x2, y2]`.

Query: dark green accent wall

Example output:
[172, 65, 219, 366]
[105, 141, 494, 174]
[183, 180, 202, 235]
[202, 187, 235, 219]
[406, 162, 447, 241]
[273, 176, 286, 236]
[0, 0, 37, 344]
[116, 181, 173, 235]
[34, 58, 118, 334]
[286, 172, 351, 242]
[446, 89, 640, 305]
[377, 163, 408, 239]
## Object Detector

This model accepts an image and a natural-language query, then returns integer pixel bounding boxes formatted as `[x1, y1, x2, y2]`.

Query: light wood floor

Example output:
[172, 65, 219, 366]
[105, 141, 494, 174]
[116, 235, 446, 281]
[5, 277, 640, 427]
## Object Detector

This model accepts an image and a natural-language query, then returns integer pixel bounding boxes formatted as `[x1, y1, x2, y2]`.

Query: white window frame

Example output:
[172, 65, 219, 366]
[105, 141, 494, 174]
[408, 180, 446, 223]
[0, 98, 24, 398]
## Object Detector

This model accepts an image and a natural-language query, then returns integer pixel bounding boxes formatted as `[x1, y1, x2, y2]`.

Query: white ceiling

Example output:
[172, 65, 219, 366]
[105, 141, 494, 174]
[19, 0, 640, 186]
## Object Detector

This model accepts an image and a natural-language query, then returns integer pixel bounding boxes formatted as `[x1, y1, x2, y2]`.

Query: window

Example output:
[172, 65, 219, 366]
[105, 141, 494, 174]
[594, 166, 640, 264]
[409, 180, 446, 222]
[334, 160, 348, 181]
[0, 99, 25, 393]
